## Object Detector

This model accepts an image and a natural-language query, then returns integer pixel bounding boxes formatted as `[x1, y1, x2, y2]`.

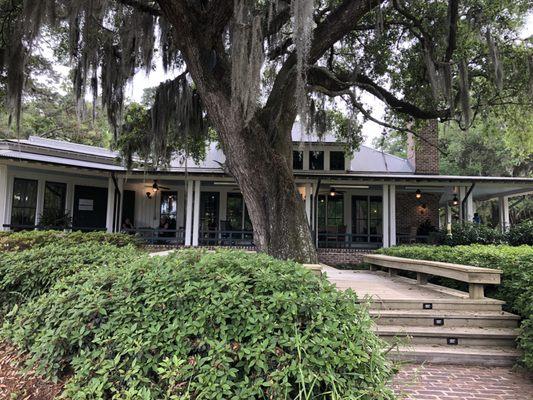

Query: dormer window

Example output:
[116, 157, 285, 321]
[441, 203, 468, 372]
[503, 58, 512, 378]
[293, 151, 303, 170]
[310, 151, 324, 170]
[330, 151, 345, 170]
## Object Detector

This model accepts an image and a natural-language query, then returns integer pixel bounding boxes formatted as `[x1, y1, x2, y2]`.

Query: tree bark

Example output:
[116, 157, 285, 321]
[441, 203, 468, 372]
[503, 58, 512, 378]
[157, 0, 318, 263]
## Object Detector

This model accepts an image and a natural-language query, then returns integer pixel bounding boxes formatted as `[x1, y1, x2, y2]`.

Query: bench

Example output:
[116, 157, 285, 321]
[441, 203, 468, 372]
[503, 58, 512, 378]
[363, 254, 502, 299]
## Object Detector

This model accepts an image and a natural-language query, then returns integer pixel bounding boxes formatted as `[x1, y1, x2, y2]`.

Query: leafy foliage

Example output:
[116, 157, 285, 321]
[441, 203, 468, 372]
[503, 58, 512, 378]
[2, 250, 394, 399]
[0, 230, 139, 252]
[0, 242, 140, 313]
[506, 220, 533, 246]
[378, 244, 533, 369]
[434, 222, 505, 246]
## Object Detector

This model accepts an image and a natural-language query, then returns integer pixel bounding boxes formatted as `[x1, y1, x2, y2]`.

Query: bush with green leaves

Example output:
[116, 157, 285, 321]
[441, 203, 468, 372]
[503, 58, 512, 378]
[2, 250, 394, 399]
[506, 220, 533, 246]
[0, 242, 141, 313]
[378, 244, 533, 369]
[434, 223, 504, 246]
[0, 230, 139, 252]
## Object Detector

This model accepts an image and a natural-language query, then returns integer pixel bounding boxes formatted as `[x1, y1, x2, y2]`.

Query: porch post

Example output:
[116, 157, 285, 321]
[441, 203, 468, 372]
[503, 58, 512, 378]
[0, 165, 8, 231]
[389, 185, 396, 246]
[382, 184, 390, 248]
[305, 183, 312, 225]
[35, 179, 45, 226]
[185, 180, 194, 246]
[445, 204, 452, 234]
[465, 187, 474, 223]
[192, 180, 201, 246]
[499, 196, 510, 232]
[105, 177, 115, 233]
[458, 186, 466, 222]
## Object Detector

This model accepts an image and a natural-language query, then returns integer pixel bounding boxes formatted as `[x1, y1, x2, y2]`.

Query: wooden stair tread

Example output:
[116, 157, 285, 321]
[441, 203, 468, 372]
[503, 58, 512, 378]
[370, 309, 520, 319]
[374, 325, 519, 338]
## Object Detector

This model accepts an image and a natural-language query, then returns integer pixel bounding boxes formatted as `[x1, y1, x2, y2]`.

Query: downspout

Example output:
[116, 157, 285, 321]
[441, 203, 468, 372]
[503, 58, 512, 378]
[461, 182, 475, 223]
[111, 173, 121, 233]
[313, 179, 321, 248]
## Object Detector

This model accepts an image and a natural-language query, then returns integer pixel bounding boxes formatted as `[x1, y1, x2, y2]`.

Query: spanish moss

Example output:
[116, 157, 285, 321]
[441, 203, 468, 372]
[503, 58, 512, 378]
[458, 59, 471, 127]
[486, 31, 504, 92]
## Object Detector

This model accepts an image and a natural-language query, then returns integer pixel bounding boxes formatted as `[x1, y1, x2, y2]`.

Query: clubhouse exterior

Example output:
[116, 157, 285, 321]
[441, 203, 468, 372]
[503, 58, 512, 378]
[1, 121, 531, 263]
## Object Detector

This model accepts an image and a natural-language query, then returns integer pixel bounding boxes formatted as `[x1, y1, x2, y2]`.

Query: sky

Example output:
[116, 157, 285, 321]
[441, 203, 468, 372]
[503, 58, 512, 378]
[46, 12, 533, 146]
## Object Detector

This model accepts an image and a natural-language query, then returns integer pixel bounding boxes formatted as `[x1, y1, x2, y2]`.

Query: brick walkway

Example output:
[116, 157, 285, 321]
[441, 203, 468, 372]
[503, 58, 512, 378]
[392, 363, 533, 400]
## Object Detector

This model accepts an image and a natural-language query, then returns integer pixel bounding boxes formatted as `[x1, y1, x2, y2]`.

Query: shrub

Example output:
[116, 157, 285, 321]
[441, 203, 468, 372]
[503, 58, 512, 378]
[0, 230, 139, 252]
[378, 244, 533, 369]
[435, 223, 504, 246]
[0, 242, 141, 313]
[2, 250, 394, 399]
[506, 220, 533, 246]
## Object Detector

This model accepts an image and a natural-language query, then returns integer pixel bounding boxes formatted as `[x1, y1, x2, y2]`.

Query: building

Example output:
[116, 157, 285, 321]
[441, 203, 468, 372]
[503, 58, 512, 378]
[1, 123, 531, 263]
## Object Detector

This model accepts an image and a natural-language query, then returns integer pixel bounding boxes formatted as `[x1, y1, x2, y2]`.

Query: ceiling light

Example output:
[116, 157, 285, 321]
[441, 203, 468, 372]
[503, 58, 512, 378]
[415, 189, 422, 199]
[452, 194, 459, 206]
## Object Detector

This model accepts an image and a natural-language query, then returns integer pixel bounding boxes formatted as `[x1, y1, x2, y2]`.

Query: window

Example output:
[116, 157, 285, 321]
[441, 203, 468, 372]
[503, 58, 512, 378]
[43, 182, 67, 215]
[160, 191, 177, 226]
[351, 196, 382, 243]
[330, 151, 345, 170]
[293, 151, 303, 170]
[317, 194, 344, 230]
[226, 193, 252, 231]
[11, 178, 38, 227]
[310, 151, 324, 170]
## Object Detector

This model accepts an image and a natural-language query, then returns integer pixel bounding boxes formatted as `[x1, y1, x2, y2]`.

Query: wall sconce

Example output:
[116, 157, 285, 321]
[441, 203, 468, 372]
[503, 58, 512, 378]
[329, 187, 337, 197]
[146, 192, 152, 199]
[415, 189, 422, 199]
[452, 194, 459, 206]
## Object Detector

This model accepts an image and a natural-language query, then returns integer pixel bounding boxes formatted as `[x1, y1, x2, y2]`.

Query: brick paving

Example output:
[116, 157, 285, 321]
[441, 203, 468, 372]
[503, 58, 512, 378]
[392, 363, 533, 400]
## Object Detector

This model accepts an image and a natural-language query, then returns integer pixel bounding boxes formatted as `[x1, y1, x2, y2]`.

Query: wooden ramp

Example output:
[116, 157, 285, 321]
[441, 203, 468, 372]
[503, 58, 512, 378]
[323, 267, 522, 366]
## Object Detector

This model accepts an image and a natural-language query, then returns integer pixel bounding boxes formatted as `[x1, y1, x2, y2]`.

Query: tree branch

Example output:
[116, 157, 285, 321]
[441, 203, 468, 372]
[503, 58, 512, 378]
[445, 0, 459, 62]
[308, 66, 451, 120]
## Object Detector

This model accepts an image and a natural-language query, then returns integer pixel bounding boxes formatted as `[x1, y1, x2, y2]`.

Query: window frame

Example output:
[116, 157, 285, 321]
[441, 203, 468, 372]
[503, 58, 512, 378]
[309, 150, 324, 170]
[329, 151, 346, 171]
[11, 178, 39, 227]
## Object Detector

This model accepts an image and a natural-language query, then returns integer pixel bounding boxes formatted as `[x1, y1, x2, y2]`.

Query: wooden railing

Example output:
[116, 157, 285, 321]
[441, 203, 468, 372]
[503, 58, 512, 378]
[199, 230, 254, 247]
[2, 224, 106, 232]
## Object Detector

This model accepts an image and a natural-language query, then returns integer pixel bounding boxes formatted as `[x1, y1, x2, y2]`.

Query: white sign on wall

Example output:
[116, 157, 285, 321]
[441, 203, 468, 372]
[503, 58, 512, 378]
[78, 199, 94, 211]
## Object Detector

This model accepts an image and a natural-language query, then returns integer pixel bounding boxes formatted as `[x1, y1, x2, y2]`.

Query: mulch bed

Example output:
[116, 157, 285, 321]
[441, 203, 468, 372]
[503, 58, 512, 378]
[0, 342, 64, 400]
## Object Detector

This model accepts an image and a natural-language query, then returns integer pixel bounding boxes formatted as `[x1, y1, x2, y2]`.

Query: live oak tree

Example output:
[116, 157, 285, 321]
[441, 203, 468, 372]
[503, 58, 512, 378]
[1, 0, 531, 262]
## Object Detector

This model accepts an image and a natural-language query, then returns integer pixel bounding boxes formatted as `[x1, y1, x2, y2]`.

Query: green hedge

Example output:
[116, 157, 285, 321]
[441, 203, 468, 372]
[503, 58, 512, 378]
[0, 230, 139, 252]
[0, 242, 141, 314]
[506, 220, 533, 246]
[378, 244, 533, 369]
[2, 250, 394, 399]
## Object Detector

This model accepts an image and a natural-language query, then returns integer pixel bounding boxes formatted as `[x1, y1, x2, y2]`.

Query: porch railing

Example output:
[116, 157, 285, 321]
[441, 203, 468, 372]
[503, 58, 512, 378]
[122, 228, 185, 245]
[199, 230, 254, 247]
[2, 224, 106, 232]
[317, 231, 383, 249]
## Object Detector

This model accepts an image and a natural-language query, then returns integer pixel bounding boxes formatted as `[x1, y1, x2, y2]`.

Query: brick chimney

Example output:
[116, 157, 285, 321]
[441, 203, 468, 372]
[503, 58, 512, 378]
[407, 119, 439, 175]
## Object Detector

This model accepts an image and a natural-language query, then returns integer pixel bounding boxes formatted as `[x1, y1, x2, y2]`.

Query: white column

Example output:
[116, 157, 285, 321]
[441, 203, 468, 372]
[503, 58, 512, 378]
[499, 196, 510, 232]
[0, 165, 8, 230]
[382, 184, 390, 248]
[389, 185, 396, 246]
[185, 180, 194, 246]
[192, 180, 201, 246]
[105, 177, 115, 233]
[219, 189, 228, 222]
[465, 187, 474, 223]
[305, 183, 312, 225]
[458, 186, 466, 221]
[445, 204, 452, 234]
[35, 178, 45, 225]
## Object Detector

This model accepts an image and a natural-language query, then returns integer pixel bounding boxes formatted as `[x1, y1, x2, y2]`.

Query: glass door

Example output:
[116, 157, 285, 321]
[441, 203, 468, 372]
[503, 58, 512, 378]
[351, 195, 382, 244]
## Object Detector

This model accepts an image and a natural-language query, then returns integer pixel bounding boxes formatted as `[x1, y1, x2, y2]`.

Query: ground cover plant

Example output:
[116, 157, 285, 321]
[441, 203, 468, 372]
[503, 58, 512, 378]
[0, 230, 139, 252]
[0, 242, 141, 314]
[2, 250, 394, 399]
[378, 244, 533, 369]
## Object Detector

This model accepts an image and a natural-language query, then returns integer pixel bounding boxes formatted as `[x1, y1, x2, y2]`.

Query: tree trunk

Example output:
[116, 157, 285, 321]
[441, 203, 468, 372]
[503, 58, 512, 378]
[157, 1, 318, 263]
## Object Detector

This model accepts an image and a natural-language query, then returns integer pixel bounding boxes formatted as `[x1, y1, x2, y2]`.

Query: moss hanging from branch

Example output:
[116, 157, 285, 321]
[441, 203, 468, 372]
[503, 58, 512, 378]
[486, 31, 504, 92]
[458, 59, 471, 127]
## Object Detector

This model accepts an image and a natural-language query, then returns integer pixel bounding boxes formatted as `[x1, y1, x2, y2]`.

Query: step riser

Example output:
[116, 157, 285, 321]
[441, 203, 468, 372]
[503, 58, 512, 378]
[389, 352, 518, 367]
[366, 302, 503, 312]
[380, 335, 517, 347]
[373, 316, 518, 328]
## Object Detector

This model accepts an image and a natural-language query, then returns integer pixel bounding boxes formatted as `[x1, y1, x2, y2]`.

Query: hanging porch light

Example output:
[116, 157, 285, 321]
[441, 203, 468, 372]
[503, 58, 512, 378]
[329, 187, 337, 197]
[415, 189, 422, 199]
[452, 194, 459, 206]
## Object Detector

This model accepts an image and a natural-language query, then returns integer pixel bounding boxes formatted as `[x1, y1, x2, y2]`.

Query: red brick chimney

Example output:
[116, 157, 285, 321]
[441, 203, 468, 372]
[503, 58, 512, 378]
[407, 119, 439, 175]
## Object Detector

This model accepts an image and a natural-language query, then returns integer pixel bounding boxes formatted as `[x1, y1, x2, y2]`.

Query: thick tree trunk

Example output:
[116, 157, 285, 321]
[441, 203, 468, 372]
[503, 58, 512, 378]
[157, 1, 318, 262]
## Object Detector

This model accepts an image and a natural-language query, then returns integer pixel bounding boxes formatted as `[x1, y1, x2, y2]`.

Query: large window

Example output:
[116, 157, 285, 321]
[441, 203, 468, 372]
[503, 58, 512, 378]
[310, 151, 324, 170]
[160, 191, 177, 226]
[317, 194, 344, 230]
[352, 196, 382, 243]
[225, 193, 252, 231]
[330, 151, 345, 170]
[11, 178, 38, 227]
[43, 182, 67, 215]
[293, 151, 303, 170]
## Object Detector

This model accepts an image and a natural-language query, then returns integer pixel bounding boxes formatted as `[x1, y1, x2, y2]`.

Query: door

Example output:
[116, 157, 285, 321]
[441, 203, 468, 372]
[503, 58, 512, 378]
[351, 195, 382, 244]
[122, 190, 136, 227]
[73, 185, 108, 230]
[200, 192, 220, 231]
